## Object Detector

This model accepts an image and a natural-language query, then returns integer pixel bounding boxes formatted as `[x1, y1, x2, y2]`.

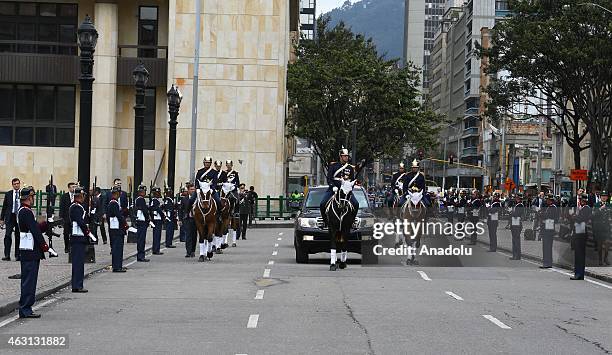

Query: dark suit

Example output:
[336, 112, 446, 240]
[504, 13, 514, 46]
[1, 189, 21, 258]
[17, 206, 46, 317]
[181, 194, 196, 256]
[573, 205, 591, 278]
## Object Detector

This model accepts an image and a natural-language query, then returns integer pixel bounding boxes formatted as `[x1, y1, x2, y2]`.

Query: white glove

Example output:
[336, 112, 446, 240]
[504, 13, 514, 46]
[88, 232, 97, 243]
[332, 186, 338, 192]
[48, 247, 58, 257]
[149, 221, 155, 228]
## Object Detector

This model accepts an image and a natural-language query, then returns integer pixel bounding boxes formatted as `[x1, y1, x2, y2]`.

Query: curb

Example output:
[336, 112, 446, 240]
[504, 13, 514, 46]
[252, 223, 293, 229]
[0, 236, 180, 319]
[475, 238, 612, 284]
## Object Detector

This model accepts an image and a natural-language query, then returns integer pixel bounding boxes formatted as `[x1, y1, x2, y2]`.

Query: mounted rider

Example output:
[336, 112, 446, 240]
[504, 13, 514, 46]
[225, 160, 240, 213]
[194, 156, 222, 222]
[320, 148, 360, 226]
[214, 160, 227, 190]
[400, 159, 430, 207]
[391, 162, 408, 205]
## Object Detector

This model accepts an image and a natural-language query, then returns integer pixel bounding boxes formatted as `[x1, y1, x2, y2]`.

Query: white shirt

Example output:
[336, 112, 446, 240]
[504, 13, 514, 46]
[12, 189, 19, 214]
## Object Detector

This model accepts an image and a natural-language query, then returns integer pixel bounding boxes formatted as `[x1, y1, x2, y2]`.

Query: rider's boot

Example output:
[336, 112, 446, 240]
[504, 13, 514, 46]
[329, 264, 338, 271]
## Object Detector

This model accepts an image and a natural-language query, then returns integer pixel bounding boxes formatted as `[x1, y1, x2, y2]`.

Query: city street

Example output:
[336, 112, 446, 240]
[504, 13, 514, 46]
[1, 227, 611, 354]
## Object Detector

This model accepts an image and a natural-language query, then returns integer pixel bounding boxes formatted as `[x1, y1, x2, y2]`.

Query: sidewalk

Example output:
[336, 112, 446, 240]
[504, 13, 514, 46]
[478, 219, 612, 283]
[0, 228, 173, 317]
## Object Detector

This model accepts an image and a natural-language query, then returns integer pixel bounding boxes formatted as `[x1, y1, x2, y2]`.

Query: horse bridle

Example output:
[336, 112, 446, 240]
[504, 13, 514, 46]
[194, 190, 216, 217]
[325, 188, 355, 226]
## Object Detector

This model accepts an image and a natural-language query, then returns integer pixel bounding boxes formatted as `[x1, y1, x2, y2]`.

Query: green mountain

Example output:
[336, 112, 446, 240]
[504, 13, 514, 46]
[325, 0, 405, 60]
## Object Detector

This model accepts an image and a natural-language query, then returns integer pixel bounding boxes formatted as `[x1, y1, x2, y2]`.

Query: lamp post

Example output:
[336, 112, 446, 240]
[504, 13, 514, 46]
[76, 15, 98, 193]
[166, 84, 182, 191]
[133, 61, 150, 187]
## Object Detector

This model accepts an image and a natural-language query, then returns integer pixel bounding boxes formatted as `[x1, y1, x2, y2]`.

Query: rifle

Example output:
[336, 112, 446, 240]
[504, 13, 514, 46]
[45, 217, 63, 258]
[128, 177, 133, 219]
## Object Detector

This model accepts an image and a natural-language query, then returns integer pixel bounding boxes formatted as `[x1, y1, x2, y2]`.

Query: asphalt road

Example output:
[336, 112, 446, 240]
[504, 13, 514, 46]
[0, 227, 611, 354]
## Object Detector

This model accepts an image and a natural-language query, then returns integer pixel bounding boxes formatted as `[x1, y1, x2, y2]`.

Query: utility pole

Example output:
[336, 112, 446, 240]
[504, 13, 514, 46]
[500, 110, 507, 190]
[456, 129, 461, 189]
[442, 131, 448, 193]
[189, 0, 201, 180]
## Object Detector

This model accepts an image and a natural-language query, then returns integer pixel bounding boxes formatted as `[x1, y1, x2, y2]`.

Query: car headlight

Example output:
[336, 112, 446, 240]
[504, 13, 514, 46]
[360, 217, 375, 228]
[299, 217, 318, 228]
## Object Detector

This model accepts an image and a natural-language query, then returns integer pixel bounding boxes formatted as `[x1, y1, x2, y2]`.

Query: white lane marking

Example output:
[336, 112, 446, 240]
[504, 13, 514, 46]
[274, 243, 279, 247]
[483, 315, 512, 329]
[278, 232, 283, 236]
[125, 260, 137, 267]
[0, 297, 59, 329]
[417, 270, 431, 281]
[255, 290, 265, 300]
[247, 314, 259, 328]
[488, 245, 612, 291]
[445, 291, 464, 301]
[272, 251, 278, 256]
[268, 260, 274, 265]
[277, 237, 282, 241]
[263, 269, 271, 278]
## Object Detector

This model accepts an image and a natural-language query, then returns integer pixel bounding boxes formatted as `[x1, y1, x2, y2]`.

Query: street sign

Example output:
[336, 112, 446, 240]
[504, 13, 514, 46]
[570, 169, 588, 181]
[504, 178, 516, 191]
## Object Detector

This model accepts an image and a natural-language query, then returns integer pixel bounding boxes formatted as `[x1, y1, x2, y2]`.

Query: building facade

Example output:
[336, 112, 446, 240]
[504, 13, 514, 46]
[0, 0, 299, 197]
[403, 0, 445, 101]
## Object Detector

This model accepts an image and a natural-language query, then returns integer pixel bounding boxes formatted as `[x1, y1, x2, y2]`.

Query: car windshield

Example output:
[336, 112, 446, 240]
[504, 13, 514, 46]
[304, 189, 369, 209]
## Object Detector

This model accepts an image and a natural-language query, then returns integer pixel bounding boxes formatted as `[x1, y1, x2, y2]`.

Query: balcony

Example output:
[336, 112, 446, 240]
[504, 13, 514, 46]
[462, 127, 479, 137]
[462, 146, 479, 157]
[117, 45, 168, 87]
[0, 41, 79, 85]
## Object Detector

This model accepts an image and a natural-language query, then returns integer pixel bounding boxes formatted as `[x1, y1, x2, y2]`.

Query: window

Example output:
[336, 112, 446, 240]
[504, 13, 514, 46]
[143, 88, 156, 150]
[0, 84, 75, 147]
[300, 0, 315, 9]
[0, 2, 77, 54]
[138, 6, 158, 58]
[300, 13, 314, 25]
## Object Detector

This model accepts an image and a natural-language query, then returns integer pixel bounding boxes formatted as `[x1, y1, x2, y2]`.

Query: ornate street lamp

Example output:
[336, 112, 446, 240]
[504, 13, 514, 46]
[166, 84, 182, 191]
[76, 15, 98, 195]
[133, 61, 150, 187]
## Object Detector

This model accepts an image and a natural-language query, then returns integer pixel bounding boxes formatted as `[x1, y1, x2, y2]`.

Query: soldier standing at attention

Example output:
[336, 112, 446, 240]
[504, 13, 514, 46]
[59, 182, 76, 254]
[593, 191, 611, 265]
[570, 194, 591, 280]
[487, 193, 502, 252]
[509, 193, 525, 260]
[134, 184, 150, 262]
[539, 193, 559, 269]
[108, 185, 127, 272]
[467, 190, 482, 245]
[163, 187, 177, 248]
[69, 186, 93, 293]
[149, 186, 165, 256]
[17, 186, 49, 318]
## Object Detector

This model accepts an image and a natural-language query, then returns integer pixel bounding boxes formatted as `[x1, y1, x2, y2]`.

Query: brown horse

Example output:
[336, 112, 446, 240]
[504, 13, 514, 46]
[193, 182, 217, 261]
[399, 188, 427, 265]
[215, 188, 232, 254]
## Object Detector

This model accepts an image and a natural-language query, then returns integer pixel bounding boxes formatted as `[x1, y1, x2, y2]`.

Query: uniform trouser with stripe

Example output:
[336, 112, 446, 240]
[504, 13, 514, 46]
[573, 234, 587, 277]
[487, 221, 498, 251]
[511, 227, 522, 259]
[136, 223, 148, 260]
[70, 238, 86, 289]
[19, 259, 40, 317]
[183, 218, 195, 255]
[152, 220, 162, 253]
[540, 230, 554, 267]
[109, 229, 124, 271]
[165, 220, 174, 247]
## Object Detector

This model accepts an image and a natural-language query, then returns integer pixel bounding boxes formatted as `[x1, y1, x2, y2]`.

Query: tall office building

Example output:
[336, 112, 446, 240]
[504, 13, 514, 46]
[403, 0, 445, 101]
[300, 0, 316, 39]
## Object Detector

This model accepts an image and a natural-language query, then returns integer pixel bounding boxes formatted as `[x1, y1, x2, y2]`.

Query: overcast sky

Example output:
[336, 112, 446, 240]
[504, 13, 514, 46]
[316, 0, 348, 16]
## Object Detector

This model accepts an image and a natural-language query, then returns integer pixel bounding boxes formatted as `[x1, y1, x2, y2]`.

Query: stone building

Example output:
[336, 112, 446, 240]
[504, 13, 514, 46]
[0, 0, 299, 196]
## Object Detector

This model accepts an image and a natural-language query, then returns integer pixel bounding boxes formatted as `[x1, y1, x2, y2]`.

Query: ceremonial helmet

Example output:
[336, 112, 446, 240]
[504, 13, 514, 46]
[151, 186, 161, 194]
[137, 184, 147, 192]
[580, 193, 589, 200]
[399, 162, 405, 169]
[411, 159, 419, 168]
[226, 159, 233, 166]
[214, 160, 222, 167]
[164, 186, 173, 195]
[19, 186, 35, 199]
[601, 190, 609, 197]
[515, 192, 524, 198]
[73, 185, 85, 195]
[111, 185, 122, 193]
[339, 148, 349, 156]
[203, 156, 213, 163]
[545, 193, 554, 199]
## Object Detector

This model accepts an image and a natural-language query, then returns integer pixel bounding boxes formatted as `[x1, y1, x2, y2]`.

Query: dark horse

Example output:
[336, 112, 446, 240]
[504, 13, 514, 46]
[194, 182, 217, 261]
[324, 180, 358, 271]
[399, 187, 427, 265]
[215, 183, 233, 253]
[219, 182, 239, 248]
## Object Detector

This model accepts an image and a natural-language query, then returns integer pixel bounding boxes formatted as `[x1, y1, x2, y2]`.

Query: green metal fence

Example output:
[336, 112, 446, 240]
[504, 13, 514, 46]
[2, 190, 304, 220]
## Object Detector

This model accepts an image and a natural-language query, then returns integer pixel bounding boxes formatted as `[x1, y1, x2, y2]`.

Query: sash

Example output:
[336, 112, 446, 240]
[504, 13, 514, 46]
[407, 172, 420, 189]
[394, 172, 406, 188]
[227, 170, 236, 183]
[198, 167, 214, 182]
[333, 163, 350, 180]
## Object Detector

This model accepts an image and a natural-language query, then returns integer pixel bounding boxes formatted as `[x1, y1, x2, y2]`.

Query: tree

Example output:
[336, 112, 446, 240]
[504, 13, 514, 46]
[480, 0, 612, 190]
[287, 17, 441, 172]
